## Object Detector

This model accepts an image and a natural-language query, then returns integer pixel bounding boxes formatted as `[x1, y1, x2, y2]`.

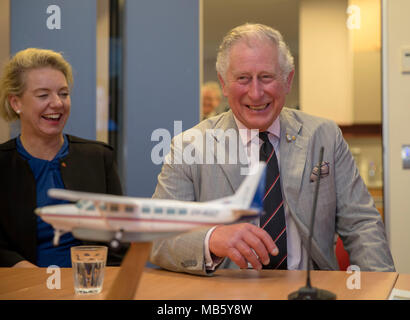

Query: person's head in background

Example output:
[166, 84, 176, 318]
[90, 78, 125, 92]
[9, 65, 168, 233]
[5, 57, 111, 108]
[0, 48, 73, 153]
[216, 23, 295, 131]
[201, 81, 222, 120]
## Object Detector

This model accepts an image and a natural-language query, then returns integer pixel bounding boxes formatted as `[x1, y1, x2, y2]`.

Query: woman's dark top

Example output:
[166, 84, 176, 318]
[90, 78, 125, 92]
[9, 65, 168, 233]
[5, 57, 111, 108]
[0, 135, 124, 267]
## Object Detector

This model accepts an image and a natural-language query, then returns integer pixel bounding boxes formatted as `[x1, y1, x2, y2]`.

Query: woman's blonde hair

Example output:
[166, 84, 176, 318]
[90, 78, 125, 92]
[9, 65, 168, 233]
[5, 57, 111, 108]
[0, 48, 73, 122]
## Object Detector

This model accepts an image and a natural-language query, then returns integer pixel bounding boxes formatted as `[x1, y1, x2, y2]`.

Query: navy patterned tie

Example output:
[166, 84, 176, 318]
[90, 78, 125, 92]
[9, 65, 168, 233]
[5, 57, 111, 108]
[259, 131, 287, 269]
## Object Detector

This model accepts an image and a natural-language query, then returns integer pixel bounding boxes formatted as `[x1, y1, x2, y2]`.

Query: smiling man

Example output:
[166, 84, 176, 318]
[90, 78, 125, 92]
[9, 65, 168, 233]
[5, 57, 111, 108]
[150, 23, 395, 274]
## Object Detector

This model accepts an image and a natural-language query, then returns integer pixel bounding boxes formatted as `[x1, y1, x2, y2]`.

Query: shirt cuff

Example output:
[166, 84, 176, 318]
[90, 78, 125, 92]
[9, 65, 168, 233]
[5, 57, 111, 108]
[204, 226, 224, 271]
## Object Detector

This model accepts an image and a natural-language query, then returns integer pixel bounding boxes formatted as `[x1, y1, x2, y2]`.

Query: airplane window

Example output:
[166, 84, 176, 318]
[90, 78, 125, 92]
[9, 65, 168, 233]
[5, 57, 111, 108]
[154, 207, 163, 214]
[125, 206, 134, 213]
[76, 199, 87, 209]
[179, 209, 187, 215]
[86, 203, 96, 211]
[142, 207, 150, 213]
[167, 208, 175, 214]
[75, 200, 95, 210]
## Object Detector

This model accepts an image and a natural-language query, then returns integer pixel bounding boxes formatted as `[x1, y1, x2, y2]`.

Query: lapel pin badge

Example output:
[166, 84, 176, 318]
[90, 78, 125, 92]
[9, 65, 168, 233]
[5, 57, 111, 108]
[286, 134, 292, 142]
[286, 134, 296, 142]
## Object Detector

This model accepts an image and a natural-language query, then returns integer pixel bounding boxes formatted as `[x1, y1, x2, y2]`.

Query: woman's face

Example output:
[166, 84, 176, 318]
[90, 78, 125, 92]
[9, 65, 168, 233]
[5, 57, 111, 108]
[10, 67, 71, 140]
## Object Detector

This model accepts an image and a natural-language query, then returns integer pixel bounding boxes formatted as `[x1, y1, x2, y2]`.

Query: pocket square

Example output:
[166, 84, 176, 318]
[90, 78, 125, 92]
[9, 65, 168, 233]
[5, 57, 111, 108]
[310, 161, 330, 182]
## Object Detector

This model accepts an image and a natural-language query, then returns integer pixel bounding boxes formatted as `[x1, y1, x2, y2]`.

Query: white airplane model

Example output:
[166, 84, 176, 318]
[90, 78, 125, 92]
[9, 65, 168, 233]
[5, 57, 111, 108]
[35, 163, 266, 248]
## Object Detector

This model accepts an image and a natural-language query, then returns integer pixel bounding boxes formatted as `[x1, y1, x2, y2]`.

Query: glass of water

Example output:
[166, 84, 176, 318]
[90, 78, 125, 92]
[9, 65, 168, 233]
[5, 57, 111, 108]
[71, 245, 108, 294]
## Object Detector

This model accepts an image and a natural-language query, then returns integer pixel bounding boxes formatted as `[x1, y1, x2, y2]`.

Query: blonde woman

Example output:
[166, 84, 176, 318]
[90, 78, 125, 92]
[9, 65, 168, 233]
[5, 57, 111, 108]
[0, 48, 123, 268]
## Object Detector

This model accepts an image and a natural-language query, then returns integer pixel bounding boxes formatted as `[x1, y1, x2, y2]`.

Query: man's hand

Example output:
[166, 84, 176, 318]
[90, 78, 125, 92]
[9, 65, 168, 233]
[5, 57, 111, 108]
[209, 223, 278, 270]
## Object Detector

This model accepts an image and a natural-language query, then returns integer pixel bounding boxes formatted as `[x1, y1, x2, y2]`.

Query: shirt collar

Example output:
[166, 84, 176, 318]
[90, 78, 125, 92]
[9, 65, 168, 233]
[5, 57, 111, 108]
[233, 114, 281, 146]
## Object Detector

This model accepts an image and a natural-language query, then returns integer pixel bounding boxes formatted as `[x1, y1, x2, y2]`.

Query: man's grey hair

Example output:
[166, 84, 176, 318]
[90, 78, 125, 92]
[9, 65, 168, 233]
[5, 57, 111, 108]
[216, 23, 294, 82]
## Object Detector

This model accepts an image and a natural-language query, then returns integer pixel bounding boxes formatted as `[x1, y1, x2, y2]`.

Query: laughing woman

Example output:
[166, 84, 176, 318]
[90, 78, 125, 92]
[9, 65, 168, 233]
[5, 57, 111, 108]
[0, 48, 123, 267]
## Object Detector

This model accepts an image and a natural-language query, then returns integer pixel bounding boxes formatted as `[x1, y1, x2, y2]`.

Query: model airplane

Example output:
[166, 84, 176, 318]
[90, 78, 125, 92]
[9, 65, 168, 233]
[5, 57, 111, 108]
[35, 163, 266, 248]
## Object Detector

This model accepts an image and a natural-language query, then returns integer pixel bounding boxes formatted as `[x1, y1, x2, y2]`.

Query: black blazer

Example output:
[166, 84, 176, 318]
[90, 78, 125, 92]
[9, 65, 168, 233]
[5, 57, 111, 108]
[0, 135, 123, 267]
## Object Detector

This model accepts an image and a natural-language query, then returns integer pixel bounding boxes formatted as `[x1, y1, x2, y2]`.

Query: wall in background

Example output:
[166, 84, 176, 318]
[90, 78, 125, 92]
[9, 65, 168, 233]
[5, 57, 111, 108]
[121, 0, 200, 197]
[351, 0, 381, 123]
[96, 0, 109, 143]
[383, 0, 410, 273]
[300, 0, 381, 125]
[9, 0, 97, 141]
[0, 0, 10, 143]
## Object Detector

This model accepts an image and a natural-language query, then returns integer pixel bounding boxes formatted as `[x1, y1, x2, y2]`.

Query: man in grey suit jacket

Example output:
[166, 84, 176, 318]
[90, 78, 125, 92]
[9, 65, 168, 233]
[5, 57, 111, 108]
[149, 23, 395, 275]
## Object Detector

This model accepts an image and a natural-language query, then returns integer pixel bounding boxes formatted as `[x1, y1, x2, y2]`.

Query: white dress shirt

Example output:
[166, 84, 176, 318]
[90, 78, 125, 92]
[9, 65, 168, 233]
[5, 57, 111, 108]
[205, 115, 308, 270]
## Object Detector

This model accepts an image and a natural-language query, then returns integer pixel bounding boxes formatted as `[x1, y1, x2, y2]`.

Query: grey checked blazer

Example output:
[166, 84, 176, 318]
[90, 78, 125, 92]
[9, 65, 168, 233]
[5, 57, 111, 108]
[149, 108, 395, 275]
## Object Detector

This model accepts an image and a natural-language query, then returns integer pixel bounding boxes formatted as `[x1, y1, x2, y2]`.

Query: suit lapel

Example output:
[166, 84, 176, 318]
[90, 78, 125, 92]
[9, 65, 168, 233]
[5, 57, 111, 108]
[208, 111, 247, 193]
[279, 108, 309, 200]
[208, 109, 311, 205]
[279, 109, 334, 269]
[209, 109, 310, 196]
[279, 109, 312, 246]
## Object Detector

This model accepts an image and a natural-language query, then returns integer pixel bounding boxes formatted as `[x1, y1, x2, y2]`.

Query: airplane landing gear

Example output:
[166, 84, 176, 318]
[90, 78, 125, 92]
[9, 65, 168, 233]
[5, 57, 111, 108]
[53, 229, 64, 246]
[110, 239, 120, 249]
[110, 230, 124, 250]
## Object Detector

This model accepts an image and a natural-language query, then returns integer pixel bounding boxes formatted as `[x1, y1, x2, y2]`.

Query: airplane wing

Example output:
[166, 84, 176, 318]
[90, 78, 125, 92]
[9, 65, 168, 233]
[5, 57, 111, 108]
[48, 188, 138, 206]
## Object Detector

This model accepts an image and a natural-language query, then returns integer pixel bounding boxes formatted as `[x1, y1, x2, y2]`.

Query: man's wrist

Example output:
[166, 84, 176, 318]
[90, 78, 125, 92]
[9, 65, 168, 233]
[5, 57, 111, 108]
[204, 226, 223, 270]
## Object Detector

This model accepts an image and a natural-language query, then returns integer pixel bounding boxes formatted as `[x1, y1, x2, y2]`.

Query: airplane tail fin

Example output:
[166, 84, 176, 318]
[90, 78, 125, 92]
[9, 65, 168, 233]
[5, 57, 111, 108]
[234, 162, 266, 211]
[210, 162, 266, 212]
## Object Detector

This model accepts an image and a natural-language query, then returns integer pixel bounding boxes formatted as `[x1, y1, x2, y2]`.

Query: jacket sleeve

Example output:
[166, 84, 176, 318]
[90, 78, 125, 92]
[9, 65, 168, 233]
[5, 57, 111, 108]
[0, 146, 37, 267]
[149, 139, 212, 276]
[150, 184, 212, 275]
[103, 145, 123, 196]
[332, 125, 395, 272]
[0, 234, 26, 267]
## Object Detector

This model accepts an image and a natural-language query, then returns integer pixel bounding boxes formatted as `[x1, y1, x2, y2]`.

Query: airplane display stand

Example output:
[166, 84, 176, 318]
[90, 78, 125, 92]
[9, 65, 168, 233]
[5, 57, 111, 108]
[105, 242, 152, 300]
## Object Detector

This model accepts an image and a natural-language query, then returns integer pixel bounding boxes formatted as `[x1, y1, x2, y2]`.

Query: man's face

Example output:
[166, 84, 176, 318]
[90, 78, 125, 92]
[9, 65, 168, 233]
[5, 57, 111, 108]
[202, 88, 220, 115]
[218, 38, 294, 131]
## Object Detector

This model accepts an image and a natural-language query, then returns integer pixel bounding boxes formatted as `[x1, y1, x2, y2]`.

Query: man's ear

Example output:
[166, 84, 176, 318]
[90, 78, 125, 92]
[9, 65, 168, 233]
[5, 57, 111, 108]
[285, 69, 295, 94]
[217, 73, 229, 97]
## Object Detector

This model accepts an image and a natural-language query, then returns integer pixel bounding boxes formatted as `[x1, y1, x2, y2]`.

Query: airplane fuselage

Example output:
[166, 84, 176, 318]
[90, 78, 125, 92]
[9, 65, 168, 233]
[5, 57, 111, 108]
[37, 198, 258, 236]
[36, 162, 265, 245]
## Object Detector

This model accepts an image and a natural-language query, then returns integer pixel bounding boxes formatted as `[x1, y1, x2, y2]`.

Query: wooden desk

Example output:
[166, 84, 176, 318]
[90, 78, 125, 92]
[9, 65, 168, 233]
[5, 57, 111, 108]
[0, 267, 398, 300]
[0, 267, 119, 300]
[392, 273, 410, 291]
